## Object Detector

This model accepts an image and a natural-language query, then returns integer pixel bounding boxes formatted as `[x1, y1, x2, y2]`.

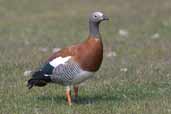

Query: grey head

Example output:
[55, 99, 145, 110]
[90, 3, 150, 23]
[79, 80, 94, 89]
[89, 12, 109, 23]
[89, 12, 109, 38]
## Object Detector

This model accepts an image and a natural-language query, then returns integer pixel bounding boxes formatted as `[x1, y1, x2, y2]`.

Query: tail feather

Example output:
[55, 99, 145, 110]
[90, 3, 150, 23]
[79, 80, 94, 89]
[27, 70, 51, 89]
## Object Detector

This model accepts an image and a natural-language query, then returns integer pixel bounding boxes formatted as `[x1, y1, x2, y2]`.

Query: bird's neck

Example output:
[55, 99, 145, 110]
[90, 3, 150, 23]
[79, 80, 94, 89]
[89, 21, 101, 38]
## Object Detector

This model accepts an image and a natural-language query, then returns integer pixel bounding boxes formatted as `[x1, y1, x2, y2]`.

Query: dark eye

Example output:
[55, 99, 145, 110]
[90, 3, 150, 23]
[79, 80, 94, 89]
[94, 15, 97, 18]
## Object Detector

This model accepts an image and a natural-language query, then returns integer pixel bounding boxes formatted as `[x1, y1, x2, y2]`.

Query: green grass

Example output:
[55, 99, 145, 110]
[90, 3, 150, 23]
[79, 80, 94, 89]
[0, 0, 171, 113]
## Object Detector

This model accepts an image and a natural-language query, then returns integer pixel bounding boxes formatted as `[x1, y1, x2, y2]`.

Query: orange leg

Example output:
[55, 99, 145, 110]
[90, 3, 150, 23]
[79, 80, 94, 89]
[66, 86, 72, 106]
[73, 86, 79, 103]
[74, 86, 79, 98]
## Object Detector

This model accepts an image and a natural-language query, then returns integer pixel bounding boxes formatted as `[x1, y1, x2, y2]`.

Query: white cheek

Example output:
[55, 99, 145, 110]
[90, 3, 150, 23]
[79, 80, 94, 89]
[49, 56, 71, 67]
[95, 12, 103, 17]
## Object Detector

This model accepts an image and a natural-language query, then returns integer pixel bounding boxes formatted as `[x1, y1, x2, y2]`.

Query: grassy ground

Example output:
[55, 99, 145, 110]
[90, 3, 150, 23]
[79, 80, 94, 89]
[0, 0, 171, 113]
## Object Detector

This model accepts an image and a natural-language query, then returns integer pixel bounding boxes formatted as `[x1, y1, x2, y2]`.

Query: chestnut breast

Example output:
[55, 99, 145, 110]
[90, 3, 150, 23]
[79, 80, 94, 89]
[73, 37, 103, 72]
[47, 37, 103, 72]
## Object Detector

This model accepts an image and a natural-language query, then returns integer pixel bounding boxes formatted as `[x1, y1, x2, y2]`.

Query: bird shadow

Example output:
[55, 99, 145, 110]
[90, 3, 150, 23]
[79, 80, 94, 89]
[32, 84, 158, 105]
[34, 93, 129, 105]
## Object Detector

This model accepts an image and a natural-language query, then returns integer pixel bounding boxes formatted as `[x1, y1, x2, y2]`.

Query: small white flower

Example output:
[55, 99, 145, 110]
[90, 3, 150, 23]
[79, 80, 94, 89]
[120, 68, 128, 72]
[24, 40, 30, 45]
[123, 94, 127, 98]
[151, 33, 160, 39]
[107, 51, 117, 57]
[168, 109, 171, 113]
[52, 48, 61, 53]
[39, 47, 48, 52]
[24, 70, 32, 76]
[166, 73, 170, 77]
[119, 29, 128, 37]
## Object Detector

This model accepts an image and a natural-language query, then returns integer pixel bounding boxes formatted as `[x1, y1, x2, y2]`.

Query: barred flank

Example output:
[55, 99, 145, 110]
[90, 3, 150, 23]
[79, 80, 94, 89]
[51, 61, 81, 85]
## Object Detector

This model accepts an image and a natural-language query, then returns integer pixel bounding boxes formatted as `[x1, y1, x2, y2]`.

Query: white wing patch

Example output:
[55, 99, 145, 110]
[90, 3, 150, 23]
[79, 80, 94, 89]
[49, 56, 71, 67]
